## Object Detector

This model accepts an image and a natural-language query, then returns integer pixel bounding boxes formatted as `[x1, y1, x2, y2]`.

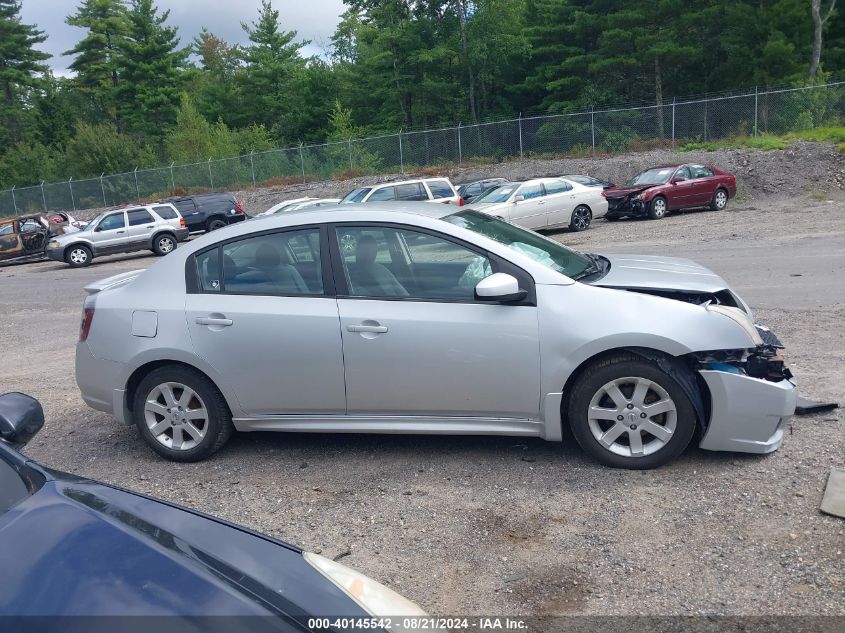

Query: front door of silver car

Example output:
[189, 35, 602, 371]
[330, 224, 541, 420]
[505, 182, 547, 229]
[90, 211, 128, 253]
[185, 226, 346, 416]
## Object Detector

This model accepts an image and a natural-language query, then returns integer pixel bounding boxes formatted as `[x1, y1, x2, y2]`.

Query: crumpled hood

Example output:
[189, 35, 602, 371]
[603, 185, 657, 199]
[593, 254, 730, 294]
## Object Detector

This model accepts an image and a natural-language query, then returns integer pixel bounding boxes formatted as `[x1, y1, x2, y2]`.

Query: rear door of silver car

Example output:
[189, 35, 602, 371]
[185, 225, 346, 416]
[330, 222, 541, 420]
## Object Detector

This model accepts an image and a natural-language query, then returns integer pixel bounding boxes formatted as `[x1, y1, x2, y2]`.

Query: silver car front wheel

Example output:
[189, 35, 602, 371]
[568, 353, 696, 469]
[587, 377, 677, 457]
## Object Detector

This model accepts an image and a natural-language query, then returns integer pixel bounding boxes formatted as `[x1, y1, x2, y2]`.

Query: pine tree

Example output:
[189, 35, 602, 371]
[116, 0, 187, 143]
[64, 0, 128, 123]
[0, 0, 50, 146]
[239, 1, 309, 140]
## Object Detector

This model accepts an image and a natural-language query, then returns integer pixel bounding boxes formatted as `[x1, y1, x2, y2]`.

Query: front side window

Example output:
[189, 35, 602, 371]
[675, 166, 692, 180]
[341, 188, 372, 204]
[368, 187, 396, 202]
[519, 183, 545, 199]
[97, 213, 126, 231]
[444, 210, 594, 279]
[426, 180, 455, 199]
[335, 226, 492, 300]
[127, 209, 155, 226]
[0, 223, 13, 236]
[196, 229, 323, 296]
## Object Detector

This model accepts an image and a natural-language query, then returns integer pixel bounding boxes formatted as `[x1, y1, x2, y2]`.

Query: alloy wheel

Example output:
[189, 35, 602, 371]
[714, 190, 728, 209]
[143, 382, 209, 451]
[652, 198, 667, 217]
[572, 207, 591, 231]
[587, 377, 677, 458]
[69, 248, 88, 265]
[158, 236, 175, 253]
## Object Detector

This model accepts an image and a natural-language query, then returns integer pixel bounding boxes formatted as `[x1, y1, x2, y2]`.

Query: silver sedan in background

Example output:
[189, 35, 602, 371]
[75, 203, 796, 469]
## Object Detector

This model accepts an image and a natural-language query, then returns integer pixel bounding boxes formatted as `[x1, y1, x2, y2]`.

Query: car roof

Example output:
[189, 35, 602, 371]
[369, 177, 452, 189]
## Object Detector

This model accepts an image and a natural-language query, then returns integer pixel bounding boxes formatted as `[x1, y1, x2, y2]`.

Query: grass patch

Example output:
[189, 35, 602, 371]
[783, 126, 845, 144]
[809, 191, 831, 201]
[745, 135, 788, 150]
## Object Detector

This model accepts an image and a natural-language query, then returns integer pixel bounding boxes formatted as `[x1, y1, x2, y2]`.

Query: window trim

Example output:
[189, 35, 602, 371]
[328, 221, 536, 306]
[186, 224, 336, 298]
[126, 208, 155, 227]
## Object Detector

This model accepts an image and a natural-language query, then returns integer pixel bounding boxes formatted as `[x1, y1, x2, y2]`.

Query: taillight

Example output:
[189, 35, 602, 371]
[179, 217, 186, 227]
[235, 201, 244, 214]
[600, 190, 606, 198]
[80, 307, 95, 342]
[459, 197, 464, 206]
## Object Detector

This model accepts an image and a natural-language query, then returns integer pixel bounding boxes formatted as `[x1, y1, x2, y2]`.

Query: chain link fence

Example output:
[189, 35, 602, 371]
[2, 81, 843, 219]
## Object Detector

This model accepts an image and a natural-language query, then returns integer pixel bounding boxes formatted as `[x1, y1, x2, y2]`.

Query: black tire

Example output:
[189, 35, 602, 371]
[647, 195, 668, 220]
[206, 218, 227, 232]
[567, 352, 696, 469]
[152, 232, 177, 256]
[133, 365, 234, 462]
[65, 244, 93, 268]
[569, 205, 592, 232]
[709, 188, 729, 211]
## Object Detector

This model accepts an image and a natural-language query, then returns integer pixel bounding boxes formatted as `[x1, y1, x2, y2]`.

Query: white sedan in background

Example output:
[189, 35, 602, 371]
[466, 177, 608, 232]
[257, 198, 341, 217]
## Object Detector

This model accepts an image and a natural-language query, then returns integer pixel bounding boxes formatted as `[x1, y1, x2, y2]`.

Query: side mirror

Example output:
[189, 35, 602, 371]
[672, 176, 687, 183]
[475, 273, 527, 303]
[513, 194, 525, 203]
[0, 393, 44, 448]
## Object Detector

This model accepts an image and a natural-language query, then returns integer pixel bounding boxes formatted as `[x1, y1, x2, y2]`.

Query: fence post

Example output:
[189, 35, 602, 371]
[518, 113, 524, 159]
[133, 167, 139, 198]
[703, 95, 708, 142]
[10, 186, 17, 217]
[671, 98, 676, 147]
[590, 107, 596, 156]
[753, 86, 758, 137]
[40, 182, 46, 211]
[457, 122, 462, 164]
[398, 129, 404, 174]
[207, 159, 213, 189]
[348, 138, 354, 171]
[298, 143, 306, 182]
[100, 173, 106, 206]
[249, 152, 256, 187]
[68, 177, 76, 211]
[169, 162, 175, 191]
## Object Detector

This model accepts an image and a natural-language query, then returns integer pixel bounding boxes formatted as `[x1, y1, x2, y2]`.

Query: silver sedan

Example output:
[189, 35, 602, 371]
[75, 203, 796, 468]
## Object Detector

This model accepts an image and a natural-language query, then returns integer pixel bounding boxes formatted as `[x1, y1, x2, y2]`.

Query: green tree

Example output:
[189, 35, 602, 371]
[0, 0, 50, 147]
[238, 1, 309, 140]
[0, 141, 61, 187]
[64, 121, 155, 177]
[188, 28, 242, 126]
[165, 93, 238, 163]
[117, 0, 187, 143]
[64, 0, 128, 124]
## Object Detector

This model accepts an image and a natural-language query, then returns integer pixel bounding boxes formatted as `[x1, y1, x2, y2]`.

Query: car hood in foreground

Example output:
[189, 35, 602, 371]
[0, 472, 365, 619]
[591, 254, 731, 294]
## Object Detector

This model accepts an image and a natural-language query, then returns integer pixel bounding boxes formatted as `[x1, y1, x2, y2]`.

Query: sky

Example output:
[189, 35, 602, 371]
[20, 0, 346, 76]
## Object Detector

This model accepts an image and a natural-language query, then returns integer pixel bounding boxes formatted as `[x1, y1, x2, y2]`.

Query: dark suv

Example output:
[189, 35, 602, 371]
[162, 192, 247, 233]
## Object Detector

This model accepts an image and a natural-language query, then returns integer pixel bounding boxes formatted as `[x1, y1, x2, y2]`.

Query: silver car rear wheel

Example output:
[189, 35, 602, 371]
[587, 377, 677, 458]
[154, 235, 176, 255]
[143, 382, 209, 451]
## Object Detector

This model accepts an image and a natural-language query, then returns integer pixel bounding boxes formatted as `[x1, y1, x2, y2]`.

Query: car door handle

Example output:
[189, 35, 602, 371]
[537, 200, 545, 204]
[146, 225, 155, 228]
[196, 316, 233, 326]
[347, 324, 388, 333]
[116, 230, 125, 234]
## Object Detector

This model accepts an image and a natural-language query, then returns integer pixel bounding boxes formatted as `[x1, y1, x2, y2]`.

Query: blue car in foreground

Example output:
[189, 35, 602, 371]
[0, 392, 425, 629]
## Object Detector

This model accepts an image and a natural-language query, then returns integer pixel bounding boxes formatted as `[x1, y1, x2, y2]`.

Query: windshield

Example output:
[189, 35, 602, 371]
[340, 188, 371, 204]
[473, 183, 519, 204]
[86, 212, 106, 229]
[627, 167, 675, 186]
[443, 210, 594, 279]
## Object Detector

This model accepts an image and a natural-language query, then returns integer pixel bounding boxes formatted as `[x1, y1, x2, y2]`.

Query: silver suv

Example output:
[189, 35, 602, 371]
[47, 204, 189, 267]
[340, 178, 462, 205]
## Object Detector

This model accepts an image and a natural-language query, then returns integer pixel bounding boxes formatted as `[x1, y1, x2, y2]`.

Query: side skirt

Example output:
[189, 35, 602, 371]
[233, 415, 546, 437]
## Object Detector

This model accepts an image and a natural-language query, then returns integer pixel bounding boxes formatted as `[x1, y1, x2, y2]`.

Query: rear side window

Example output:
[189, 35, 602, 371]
[396, 183, 427, 201]
[171, 199, 196, 215]
[690, 165, 714, 178]
[153, 205, 178, 220]
[196, 229, 323, 296]
[368, 187, 396, 202]
[426, 180, 455, 199]
[544, 180, 572, 194]
[127, 209, 155, 226]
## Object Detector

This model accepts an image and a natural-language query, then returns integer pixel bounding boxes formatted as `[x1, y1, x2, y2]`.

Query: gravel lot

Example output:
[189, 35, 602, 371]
[1, 173, 844, 615]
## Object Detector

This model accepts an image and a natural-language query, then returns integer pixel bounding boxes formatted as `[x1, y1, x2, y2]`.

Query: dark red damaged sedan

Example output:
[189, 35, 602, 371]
[603, 163, 737, 220]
